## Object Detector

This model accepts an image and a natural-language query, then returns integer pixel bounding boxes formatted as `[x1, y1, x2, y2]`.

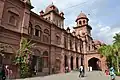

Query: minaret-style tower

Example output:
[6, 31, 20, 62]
[74, 11, 92, 37]
[41, 3, 65, 28]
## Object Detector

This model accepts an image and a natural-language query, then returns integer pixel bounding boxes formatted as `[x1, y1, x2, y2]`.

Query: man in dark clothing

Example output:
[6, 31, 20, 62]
[79, 66, 83, 77]
[82, 66, 85, 77]
[0, 65, 6, 80]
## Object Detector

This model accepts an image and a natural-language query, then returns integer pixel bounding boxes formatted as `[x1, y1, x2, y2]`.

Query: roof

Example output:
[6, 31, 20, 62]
[45, 4, 59, 14]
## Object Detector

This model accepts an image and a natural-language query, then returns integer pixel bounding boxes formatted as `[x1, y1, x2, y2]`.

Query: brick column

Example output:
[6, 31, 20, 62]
[78, 56, 81, 68]
[60, 54, 64, 73]
[0, 0, 5, 24]
[84, 55, 88, 72]
[67, 56, 71, 71]
[73, 56, 76, 70]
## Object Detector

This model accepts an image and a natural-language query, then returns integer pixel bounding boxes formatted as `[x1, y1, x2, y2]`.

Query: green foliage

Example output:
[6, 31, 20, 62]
[14, 37, 35, 78]
[19, 63, 31, 78]
[115, 71, 120, 76]
[98, 32, 120, 72]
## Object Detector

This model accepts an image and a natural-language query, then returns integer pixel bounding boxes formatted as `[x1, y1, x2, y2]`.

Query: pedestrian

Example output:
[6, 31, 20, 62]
[82, 66, 85, 77]
[109, 67, 115, 80]
[65, 66, 68, 73]
[90, 66, 92, 71]
[79, 65, 83, 77]
[0, 65, 6, 80]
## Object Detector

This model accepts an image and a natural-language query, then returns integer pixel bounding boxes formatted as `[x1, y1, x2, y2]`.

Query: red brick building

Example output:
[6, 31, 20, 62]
[0, 0, 107, 78]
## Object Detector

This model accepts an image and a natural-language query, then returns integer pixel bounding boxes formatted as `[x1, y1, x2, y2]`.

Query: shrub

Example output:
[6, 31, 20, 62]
[115, 72, 120, 76]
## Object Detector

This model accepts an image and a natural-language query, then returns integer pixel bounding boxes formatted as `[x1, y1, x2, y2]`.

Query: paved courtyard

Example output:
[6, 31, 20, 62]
[15, 71, 119, 80]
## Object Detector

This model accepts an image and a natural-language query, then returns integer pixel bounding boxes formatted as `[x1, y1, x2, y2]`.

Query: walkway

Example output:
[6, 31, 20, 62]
[15, 71, 119, 80]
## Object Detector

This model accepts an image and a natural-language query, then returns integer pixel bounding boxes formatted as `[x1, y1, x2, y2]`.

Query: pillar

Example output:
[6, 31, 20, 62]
[0, 0, 5, 25]
[84, 55, 88, 73]
[78, 56, 81, 68]
[67, 56, 71, 71]
[73, 56, 76, 70]
[21, 5, 31, 34]
[60, 54, 64, 73]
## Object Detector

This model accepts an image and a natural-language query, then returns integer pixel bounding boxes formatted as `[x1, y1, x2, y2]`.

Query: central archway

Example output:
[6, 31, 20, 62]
[88, 57, 101, 70]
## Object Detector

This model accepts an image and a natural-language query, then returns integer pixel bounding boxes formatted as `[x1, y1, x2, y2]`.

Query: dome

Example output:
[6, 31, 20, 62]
[45, 4, 59, 14]
[94, 40, 101, 45]
[77, 12, 87, 19]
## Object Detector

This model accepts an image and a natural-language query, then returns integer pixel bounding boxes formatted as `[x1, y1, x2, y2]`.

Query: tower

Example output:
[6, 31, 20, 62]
[74, 11, 92, 37]
[41, 3, 65, 28]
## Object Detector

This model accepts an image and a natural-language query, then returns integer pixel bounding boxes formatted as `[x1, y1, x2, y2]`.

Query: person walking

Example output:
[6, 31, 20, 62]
[79, 65, 83, 77]
[82, 65, 85, 77]
[0, 65, 6, 80]
[109, 67, 115, 80]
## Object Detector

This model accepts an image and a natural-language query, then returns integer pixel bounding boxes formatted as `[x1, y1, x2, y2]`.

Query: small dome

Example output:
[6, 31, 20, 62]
[77, 12, 87, 19]
[45, 4, 59, 14]
[94, 40, 101, 45]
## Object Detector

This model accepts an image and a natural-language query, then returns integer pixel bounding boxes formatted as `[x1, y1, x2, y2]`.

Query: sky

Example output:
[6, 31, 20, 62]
[31, 0, 120, 44]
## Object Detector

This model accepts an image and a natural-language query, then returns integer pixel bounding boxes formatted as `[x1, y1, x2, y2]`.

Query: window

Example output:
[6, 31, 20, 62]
[43, 35, 49, 43]
[9, 16, 16, 25]
[56, 35, 61, 45]
[64, 37, 67, 48]
[35, 25, 41, 37]
[28, 22, 33, 35]
[35, 29, 39, 36]
[48, 17, 50, 20]
[70, 40, 72, 49]
[8, 11, 19, 26]
[43, 29, 49, 43]
[43, 51, 48, 68]
[75, 41, 77, 51]
[83, 20, 85, 24]
[79, 21, 81, 25]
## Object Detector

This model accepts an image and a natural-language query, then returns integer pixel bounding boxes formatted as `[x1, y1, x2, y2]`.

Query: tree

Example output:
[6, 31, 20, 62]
[98, 45, 114, 67]
[98, 32, 120, 73]
[113, 33, 120, 72]
[14, 37, 35, 78]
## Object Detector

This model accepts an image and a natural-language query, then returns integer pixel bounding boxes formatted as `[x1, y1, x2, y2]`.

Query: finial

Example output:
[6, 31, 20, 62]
[52, 1, 53, 4]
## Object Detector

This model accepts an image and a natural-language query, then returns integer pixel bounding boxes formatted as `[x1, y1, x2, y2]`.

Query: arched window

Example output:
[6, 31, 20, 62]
[43, 29, 49, 43]
[28, 22, 33, 35]
[31, 49, 43, 72]
[83, 20, 85, 24]
[64, 37, 67, 48]
[8, 11, 19, 26]
[9, 16, 16, 25]
[35, 25, 41, 37]
[75, 41, 78, 51]
[79, 21, 81, 25]
[70, 39, 72, 49]
[43, 51, 48, 68]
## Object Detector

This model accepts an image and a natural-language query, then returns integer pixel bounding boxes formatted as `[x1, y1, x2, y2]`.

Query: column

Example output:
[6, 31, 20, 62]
[84, 55, 88, 73]
[67, 56, 71, 71]
[60, 54, 64, 73]
[0, 0, 5, 24]
[78, 56, 81, 68]
[73, 56, 76, 70]
[73, 38, 76, 51]
[21, 7, 31, 34]
[68, 35, 70, 50]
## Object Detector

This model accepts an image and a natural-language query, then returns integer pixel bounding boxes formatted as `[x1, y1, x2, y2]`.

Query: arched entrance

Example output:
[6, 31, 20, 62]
[88, 57, 101, 70]
[76, 57, 79, 69]
[71, 56, 73, 70]
[64, 55, 68, 67]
